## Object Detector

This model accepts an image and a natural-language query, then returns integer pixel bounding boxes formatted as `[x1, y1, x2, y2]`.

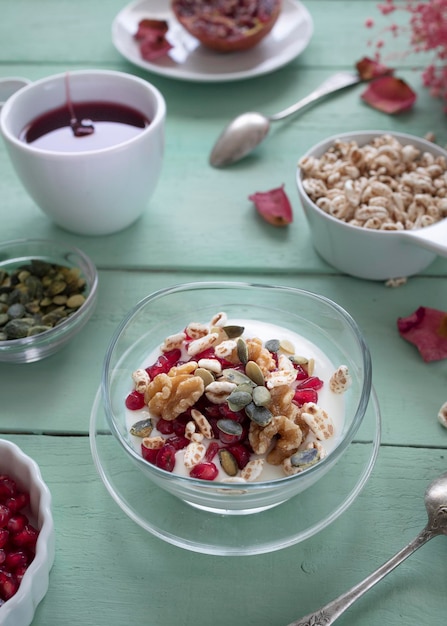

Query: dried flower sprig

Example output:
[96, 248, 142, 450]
[366, 0, 447, 106]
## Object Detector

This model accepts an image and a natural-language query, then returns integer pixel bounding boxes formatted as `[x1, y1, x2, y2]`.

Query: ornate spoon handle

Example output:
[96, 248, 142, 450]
[286, 527, 435, 626]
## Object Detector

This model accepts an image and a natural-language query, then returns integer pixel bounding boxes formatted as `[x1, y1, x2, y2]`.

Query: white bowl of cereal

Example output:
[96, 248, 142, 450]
[296, 131, 447, 280]
[102, 282, 372, 515]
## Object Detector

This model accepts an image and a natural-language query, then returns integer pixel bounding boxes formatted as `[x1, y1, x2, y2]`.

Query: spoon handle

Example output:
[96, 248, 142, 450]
[269, 71, 360, 122]
[286, 527, 435, 626]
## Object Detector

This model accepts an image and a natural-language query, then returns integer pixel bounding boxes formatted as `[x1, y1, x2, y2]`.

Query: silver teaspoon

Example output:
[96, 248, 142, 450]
[287, 471, 447, 626]
[209, 71, 360, 168]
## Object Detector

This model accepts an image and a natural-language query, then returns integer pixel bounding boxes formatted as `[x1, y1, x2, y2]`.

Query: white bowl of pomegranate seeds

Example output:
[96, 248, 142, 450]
[0, 238, 98, 364]
[0, 439, 55, 626]
[102, 282, 373, 515]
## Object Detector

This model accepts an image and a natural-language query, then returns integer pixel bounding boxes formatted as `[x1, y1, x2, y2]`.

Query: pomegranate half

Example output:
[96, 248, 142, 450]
[171, 0, 282, 53]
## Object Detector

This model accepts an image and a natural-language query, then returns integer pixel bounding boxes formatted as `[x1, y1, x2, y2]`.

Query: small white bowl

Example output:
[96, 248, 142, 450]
[0, 439, 55, 626]
[0, 238, 98, 363]
[296, 130, 447, 280]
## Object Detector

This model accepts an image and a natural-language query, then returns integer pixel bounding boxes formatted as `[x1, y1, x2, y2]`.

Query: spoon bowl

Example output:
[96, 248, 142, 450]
[209, 71, 360, 167]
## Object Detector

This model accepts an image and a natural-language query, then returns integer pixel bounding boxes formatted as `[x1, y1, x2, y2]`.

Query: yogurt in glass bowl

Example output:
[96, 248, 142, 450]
[102, 282, 372, 515]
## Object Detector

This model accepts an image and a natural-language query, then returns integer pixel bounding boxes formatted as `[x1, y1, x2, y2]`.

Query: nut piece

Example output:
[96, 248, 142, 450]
[145, 373, 205, 420]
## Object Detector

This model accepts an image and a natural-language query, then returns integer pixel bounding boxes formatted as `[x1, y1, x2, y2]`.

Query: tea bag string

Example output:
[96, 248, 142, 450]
[65, 73, 95, 137]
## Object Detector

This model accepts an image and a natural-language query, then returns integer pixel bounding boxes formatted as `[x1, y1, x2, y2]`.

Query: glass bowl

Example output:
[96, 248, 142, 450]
[102, 282, 373, 515]
[0, 238, 98, 363]
[0, 438, 55, 626]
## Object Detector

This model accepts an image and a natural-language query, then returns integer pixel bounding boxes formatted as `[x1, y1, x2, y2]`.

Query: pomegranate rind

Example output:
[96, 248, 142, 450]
[171, 0, 282, 53]
[249, 184, 293, 226]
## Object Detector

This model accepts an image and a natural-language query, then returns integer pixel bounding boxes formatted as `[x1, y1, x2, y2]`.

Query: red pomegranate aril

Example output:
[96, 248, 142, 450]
[172, 414, 190, 435]
[0, 475, 17, 500]
[0, 550, 5, 565]
[190, 462, 218, 481]
[166, 435, 189, 450]
[5, 550, 28, 571]
[146, 348, 181, 378]
[293, 388, 318, 406]
[157, 418, 175, 434]
[12, 524, 38, 548]
[218, 404, 246, 422]
[0, 570, 19, 600]
[0, 529, 9, 549]
[226, 443, 251, 469]
[205, 441, 220, 462]
[297, 376, 324, 390]
[6, 492, 29, 514]
[14, 564, 28, 582]
[155, 443, 177, 472]
[293, 364, 309, 380]
[7, 513, 28, 535]
[141, 444, 159, 464]
[125, 390, 145, 410]
[0, 505, 10, 528]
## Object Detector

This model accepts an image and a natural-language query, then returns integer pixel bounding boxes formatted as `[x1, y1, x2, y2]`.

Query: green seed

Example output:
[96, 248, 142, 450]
[222, 325, 245, 339]
[218, 449, 239, 476]
[237, 337, 249, 364]
[227, 390, 252, 411]
[221, 368, 255, 386]
[130, 418, 153, 438]
[245, 402, 272, 427]
[265, 339, 280, 353]
[217, 419, 243, 437]
[290, 448, 319, 468]
[245, 360, 264, 386]
[252, 386, 271, 407]
[195, 367, 215, 387]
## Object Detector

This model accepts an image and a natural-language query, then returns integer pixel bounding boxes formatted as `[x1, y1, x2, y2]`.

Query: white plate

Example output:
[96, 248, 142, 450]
[112, 0, 313, 82]
[89, 387, 381, 556]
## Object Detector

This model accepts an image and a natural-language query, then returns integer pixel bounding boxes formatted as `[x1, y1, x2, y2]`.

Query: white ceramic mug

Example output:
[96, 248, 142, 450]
[0, 70, 166, 236]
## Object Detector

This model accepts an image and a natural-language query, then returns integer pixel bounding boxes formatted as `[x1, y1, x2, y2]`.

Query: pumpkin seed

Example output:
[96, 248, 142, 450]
[290, 448, 319, 468]
[290, 355, 309, 366]
[218, 449, 239, 476]
[130, 418, 153, 438]
[216, 419, 243, 437]
[222, 325, 245, 339]
[265, 339, 280, 353]
[245, 360, 264, 386]
[236, 337, 249, 364]
[235, 383, 254, 395]
[194, 367, 215, 387]
[221, 368, 255, 386]
[245, 402, 272, 426]
[252, 385, 271, 407]
[279, 339, 295, 354]
[227, 389, 252, 411]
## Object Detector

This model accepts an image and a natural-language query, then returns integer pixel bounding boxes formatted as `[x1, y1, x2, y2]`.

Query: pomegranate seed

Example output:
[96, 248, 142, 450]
[5, 550, 28, 571]
[0, 505, 11, 528]
[226, 444, 251, 469]
[293, 388, 318, 406]
[166, 435, 189, 450]
[141, 444, 159, 464]
[11, 524, 38, 548]
[7, 513, 28, 534]
[205, 441, 220, 462]
[0, 570, 19, 600]
[0, 476, 17, 500]
[172, 414, 190, 435]
[0, 529, 9, 549]
[125, 390, 145, 410]
[155, 443, 177, 472]
[293, 364, 309, 380]
[15, 564, 29, 582]
[297, 376, 324, 390]
[189, 462, 218, 481]
[218, 404, 246, 422]
[6, 492, 29, 514]
[157, 418, 175, 434]
[146, 349, 181, 378]
[0, 550, 5, 565]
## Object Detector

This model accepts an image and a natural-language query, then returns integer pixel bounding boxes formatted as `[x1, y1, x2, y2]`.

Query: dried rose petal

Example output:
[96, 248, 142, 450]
[361, 75, 416, 113]
[397, 306, 447, 362]
[249, 185, 293, 226]
[134, 18, 172, 61]
[356, 56, 394, 81]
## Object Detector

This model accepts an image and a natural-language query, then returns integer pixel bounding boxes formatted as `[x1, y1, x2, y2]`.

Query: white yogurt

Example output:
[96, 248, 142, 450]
[125, 318, 346, 482]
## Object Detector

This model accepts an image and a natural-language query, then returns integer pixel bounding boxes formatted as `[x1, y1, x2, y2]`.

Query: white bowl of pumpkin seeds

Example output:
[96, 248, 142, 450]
[0, 238, 98, 363]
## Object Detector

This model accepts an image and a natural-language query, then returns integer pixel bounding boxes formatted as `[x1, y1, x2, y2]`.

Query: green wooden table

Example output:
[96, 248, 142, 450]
[1, 1, 446, 624]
